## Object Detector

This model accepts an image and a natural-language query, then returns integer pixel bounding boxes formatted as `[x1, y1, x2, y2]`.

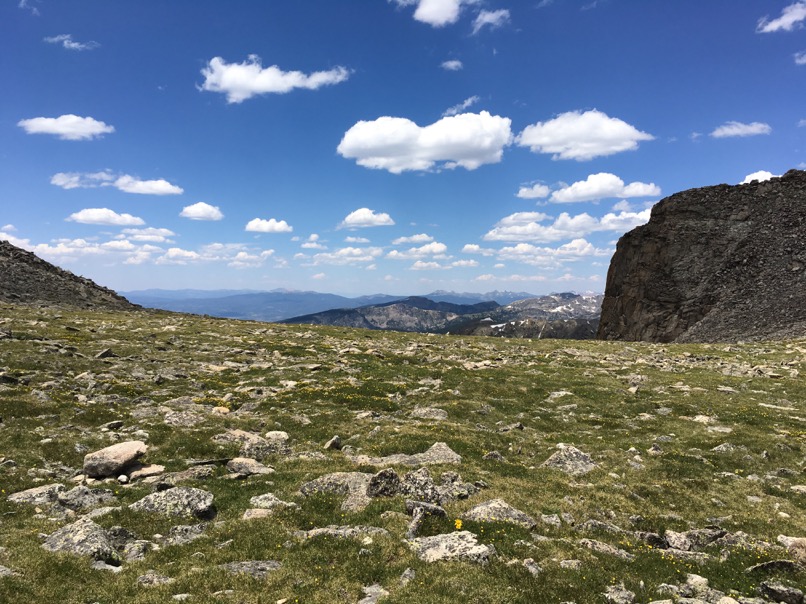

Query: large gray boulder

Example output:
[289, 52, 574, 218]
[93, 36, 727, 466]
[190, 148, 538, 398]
[83, 441, 147, 478]
[41, 517, 121, 565]
[541, 444, 597, 476]
[463, 499, 536, 529]
[408, 531, 495, 564]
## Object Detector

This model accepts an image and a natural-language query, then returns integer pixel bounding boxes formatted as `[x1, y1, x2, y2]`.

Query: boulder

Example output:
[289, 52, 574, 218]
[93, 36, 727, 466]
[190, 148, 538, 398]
[463, 499, 537, 529]
[129, 487, 215, 519]
[83, 441, 147, 478]
[407, 531, 495, 564]
[41, 517, 120, 565]
[8, 483, 64, 506]
[541, 444, 597, 476]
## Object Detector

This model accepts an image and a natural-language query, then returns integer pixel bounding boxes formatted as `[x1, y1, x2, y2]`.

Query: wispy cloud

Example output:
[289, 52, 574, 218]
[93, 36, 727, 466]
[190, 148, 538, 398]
[44, 34, 99, 51]
[757, 2, 806, 33]
[710, 121, 772, 138]
[50, 171, 183, 194]
[441, 59, 463, 71]
[472, 9, 510, 34]
[442, 95, 480, 117]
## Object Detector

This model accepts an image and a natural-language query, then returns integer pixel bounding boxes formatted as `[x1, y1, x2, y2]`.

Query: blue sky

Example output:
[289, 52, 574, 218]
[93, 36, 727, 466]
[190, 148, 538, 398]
[2, 1, 804, 296]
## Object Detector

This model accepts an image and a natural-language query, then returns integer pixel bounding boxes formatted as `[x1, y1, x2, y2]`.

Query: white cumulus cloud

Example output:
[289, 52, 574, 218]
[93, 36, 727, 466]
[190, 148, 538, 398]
[44, 34, 99, 51]
[338, 208, 395, 229]
[710, 121, 772, 138]
[200, 55, 350, 103]
[392, 0, 479, 27]
[338, 111, 512, 173]
[516, 183, 551, 199]
[311, 246, 383, 266]
[472, 9, 510, 34]
[517, 109, 654, 161]
[461, 243, 496, 256]
[180, 202, 224, 221]
[392, 233, 434, 244]
[386, 241, 448, 259]
[483, 209, 651, 242]
[757, 2, 806, 33]
[66, 208, 145, 226]
[50, 171, 182, 194]
[18, 115, 113, 140]
[245, 218, 293, 233]
[550, 173, 661, 203]
[441, 59, 463, 71]
[120, 227, 175, 243]
[741, 170, 779, 184]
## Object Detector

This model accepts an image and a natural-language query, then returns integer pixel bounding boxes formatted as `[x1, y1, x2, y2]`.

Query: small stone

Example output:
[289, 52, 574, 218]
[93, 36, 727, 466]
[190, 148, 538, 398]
[218, 560, 281, 579]
[137, 571, 175, 587]
[358, 584, 390, 604]
[523, 558, 541, 577]
[212, 406, 230, 415]
[605, 583, 635, 604]
[324, 435, 342, 450]
[542, 444, 597, 476]
[226, 457, 274, 476]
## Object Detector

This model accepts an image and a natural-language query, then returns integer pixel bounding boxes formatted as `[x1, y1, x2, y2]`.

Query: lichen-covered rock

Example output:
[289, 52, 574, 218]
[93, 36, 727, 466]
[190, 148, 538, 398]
[294, 525, 389, 540]
[408, 531, 495, 564]
[299, 472, 373, 511]
[41, 517, 121, 565]
[218, 560, 281, 579]
[758, 580, 804, 604]
[463, 499, 537, 529]
[226, 457, 274, 476]
[57, 486, 116, 511]
[542, 444, 597, 476]
[8, 483, 65, 506]
[83, 441, 147, 478]
[367, 468, 401, 498]
[129, 487, 215, 519]
[348, 442, 461, 467]
[248, 492, 298, 513]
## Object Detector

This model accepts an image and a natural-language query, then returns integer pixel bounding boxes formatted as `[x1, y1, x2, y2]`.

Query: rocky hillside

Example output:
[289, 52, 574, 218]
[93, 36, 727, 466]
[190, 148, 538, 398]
[0, 240, 136, 310]
[598, 170, 806, 343]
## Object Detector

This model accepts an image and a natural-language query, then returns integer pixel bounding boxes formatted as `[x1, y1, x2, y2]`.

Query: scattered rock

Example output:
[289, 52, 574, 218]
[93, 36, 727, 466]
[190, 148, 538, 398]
[348, 442, 461, 467]
[137, 571, 175, 587]
[218, 560, 281, 579]
[758, 580, 804, 604]
[324, 435, 342, 450]
[405, 500, 446, 538]
[226, 457, 274, 477]
[463, 499, 536, 529]
[578, 539, 634, 560]
[542, 444, 597, 476]
[41, 517, 120, 565]
[83, 441, 147, 478]
[357, 584, 390, 604]
[129, 487, 216, 519]
[605, 583, 635, 604]
[8, 483, 65, 506]
[408, 531, 495, 565]
[410, 407, 448, 420]
[294, 525, 389, 540]
[299, 472, 372, 512]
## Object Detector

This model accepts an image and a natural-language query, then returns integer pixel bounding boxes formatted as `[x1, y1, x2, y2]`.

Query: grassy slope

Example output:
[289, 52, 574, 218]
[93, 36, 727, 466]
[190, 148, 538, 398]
[0, 303, 804, 603]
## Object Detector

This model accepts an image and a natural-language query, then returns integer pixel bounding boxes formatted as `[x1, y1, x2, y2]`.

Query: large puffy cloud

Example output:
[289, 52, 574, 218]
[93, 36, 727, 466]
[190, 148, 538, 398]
[200, 55, 350, 103]
[517, 110, 654, 161]
[50, 171, 183, 194]
[483, 209, 651, 242]
[710, 121, 772, 138]
[18, 115, 113, 140]
[245, 218, 293, 233]
[338, 111, 512, 173]
[338, 208, 395, 229]
[66, 208, 145, 226]
[472, 9, 510, 34]
[180, 202, 224, 221]
[516, 183, 551, 199]
[550, 173, 661, 203]
[757, 2, 806, 33]
[497, 239, 610, 267]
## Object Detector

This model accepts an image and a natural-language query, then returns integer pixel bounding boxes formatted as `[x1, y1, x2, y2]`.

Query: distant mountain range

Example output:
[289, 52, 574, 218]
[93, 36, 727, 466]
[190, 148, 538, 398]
[121, 288, 543, 322]
[281, 292, 604, 339]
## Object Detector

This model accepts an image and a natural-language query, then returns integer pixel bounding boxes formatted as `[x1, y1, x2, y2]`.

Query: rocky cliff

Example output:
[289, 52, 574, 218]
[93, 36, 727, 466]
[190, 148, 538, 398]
[0, 240, 137, 310]
[597, 170, 806, 343]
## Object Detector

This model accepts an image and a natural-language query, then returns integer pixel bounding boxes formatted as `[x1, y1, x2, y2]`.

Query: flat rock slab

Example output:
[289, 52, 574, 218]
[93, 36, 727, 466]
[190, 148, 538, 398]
[226, 457, 275, 476]
[348, 442, 461, 467]
[57, 486, 116, 511]
[410, 407, 448, 420]
[463, 498, 537, 529]
[83, 441, 147, 478]
[249, 492, 298, 511]
[129, 487, 215, 519]
[8, 483, 65, 506]
[299, 472, 373, 511]
[42, 517, 121, 565]
[579, 539, 635, 561]
[541, 444, 596, 476]
[218, 560, 281, 579]
[408, 531, 495, 564]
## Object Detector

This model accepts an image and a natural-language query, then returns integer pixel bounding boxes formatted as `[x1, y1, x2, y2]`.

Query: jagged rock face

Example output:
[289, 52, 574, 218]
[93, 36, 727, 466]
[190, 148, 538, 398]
[598, 170, 806, 343]
[0, 240, 136, 310]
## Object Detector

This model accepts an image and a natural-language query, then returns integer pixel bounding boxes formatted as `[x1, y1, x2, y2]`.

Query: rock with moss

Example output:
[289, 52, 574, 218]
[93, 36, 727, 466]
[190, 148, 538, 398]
[129, 487, 216, 519]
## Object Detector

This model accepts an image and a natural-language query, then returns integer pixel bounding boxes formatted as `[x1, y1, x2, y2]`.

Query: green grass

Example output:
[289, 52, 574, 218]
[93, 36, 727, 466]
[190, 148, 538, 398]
[0, 302, 804, 603]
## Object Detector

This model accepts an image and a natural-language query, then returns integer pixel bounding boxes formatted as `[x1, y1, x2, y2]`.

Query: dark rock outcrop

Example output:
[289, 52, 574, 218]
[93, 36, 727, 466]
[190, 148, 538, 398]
[598, 170, 806, 342]
[0, 239, 136, 310]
